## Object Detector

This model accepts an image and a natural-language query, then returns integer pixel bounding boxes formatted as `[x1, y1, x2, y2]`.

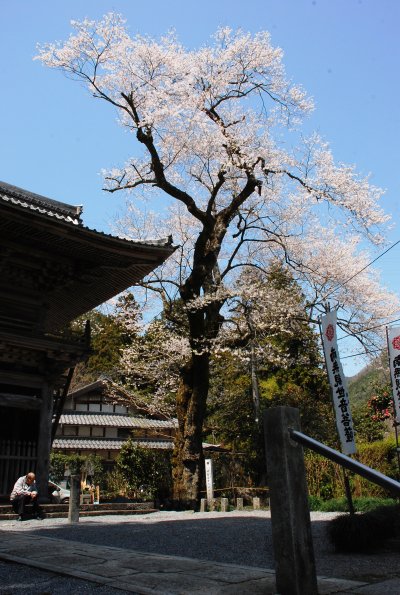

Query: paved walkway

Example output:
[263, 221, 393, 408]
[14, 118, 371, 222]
[0, 529, 389, 594]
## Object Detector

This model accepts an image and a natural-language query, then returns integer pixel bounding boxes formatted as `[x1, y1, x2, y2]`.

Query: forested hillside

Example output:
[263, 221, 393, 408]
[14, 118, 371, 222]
[348, 353, 391, 407]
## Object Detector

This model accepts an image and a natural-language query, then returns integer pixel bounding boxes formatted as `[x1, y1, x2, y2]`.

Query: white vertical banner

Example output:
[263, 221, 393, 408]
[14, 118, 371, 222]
[320, 311, 356, 455]
[205, 458, 214, 504]
[387, 326, 400, 423]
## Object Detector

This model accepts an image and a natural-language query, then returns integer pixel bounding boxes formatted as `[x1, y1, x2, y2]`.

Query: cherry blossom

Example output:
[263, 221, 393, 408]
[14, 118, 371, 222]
[36, 14, 399, 504]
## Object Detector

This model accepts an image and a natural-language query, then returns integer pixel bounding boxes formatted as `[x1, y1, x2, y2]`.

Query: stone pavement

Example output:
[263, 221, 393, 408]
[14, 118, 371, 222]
[0, 529, 394, 594]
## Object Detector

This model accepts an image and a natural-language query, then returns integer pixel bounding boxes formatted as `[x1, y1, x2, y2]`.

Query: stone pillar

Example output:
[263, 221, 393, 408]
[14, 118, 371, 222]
[236, 497, 243, 510]
[253, 497, 260, 510]
[209, 498, 217, 511]
[36, 381, 53, 503]
[200, 498, 207, 512]
[221, 497, 229, 512]
[68, 475, 80, 523]
[264, 406, 318, 595]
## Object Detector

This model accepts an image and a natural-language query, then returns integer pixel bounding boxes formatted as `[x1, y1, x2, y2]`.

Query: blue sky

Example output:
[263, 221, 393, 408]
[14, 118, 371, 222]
[1, 0, 399, 375]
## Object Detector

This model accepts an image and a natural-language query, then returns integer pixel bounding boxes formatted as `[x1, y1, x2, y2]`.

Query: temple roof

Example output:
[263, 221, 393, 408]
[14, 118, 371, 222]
[0, 180, 83, 225]
[0, 181, 175, 332]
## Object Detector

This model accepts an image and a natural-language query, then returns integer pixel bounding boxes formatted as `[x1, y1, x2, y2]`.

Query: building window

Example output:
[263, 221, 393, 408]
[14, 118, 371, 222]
[91, 426, 105, 437]
[63, 426, 78, 436]
[88, 403, 101, 412]
[117, 428, 131, 439]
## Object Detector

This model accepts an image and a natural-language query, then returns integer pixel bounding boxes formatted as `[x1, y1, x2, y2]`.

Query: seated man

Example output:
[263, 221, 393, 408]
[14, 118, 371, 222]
[10, 472, 43, 521]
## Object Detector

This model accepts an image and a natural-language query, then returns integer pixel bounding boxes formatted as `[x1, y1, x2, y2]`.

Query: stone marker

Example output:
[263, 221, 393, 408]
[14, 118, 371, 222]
[210, 498, 218, 511]
[205, 459, 214, 506]
[200, 498, 207, 512]
[236, 497, 243, 510]
[221, 497, 229, 512]
[68, 474, 80, 524]
[253, 497, 260, 509]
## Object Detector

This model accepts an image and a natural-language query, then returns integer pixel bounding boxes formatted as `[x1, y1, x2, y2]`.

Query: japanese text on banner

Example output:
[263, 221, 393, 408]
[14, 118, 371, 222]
[387, 326, 400, 423]
[320, 311, 356, 455]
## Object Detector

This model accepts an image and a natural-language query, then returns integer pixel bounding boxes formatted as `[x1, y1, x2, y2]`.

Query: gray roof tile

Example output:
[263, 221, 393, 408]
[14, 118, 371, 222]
[0, 180, 82, 225]
[0, 181, 174, 249]
[52, 437, 173, 450]
[59, 413, 177, 429]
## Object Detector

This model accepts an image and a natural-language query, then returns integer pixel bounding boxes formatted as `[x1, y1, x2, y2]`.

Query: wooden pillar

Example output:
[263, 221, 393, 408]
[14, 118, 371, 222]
[36, 381, 53, 503]
[264, 406, 318, 595]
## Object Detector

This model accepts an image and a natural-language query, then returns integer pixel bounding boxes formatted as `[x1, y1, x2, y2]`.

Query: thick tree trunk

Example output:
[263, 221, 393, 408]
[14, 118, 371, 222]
[172, 352, 209, 508]
[171, 216, 229, 507]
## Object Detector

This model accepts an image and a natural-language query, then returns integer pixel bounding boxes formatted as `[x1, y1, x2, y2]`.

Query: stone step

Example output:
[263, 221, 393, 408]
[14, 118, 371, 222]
[0, 501, 154, 514]
[0, 501, 157, 520]
[0, 508, 158, 520]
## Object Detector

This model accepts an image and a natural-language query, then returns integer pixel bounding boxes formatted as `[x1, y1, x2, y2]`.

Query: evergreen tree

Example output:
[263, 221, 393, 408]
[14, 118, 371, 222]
[206, 265, 335, 485]
[70, 299, 135, 388]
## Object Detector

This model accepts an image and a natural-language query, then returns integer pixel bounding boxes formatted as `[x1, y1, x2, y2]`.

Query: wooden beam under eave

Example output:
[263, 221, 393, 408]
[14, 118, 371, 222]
[0, 393, 42, 409]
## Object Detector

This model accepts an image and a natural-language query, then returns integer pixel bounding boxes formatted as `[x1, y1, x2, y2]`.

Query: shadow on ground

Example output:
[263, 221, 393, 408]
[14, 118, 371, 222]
[21, 515, 400, 584]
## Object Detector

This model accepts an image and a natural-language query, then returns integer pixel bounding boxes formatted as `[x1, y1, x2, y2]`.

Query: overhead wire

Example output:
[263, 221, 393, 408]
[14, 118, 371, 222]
[337, 316, 400, 341]
[340, 347, 385, 360]
[318, 238, 400, 365]
[320, 238, 400, 305]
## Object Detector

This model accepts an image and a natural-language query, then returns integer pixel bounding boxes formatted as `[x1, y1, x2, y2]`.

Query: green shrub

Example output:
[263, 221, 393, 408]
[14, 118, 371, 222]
[104, 469, 129, 499]
[304, 452, 343, 500]
[308, 495, 322, 511]
[116, 439, 172, 499]
[319, 497, 349, 512]
[310, 496, 396, 512]
[353, 497, 397, 512]
[329, 504, 400, 552]
[50, 453, 103, 486]
[329, 513, 385, 552]
[305, 438, 399, 500]
[353, 438, 398, 497]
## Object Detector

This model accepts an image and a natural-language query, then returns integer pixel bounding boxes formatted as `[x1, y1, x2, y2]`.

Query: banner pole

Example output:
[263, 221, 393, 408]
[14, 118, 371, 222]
[319, 308, 355, 514]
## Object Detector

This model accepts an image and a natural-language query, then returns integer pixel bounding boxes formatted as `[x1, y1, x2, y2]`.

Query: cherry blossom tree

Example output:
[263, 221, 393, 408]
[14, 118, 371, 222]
[37, 14, 399, 505]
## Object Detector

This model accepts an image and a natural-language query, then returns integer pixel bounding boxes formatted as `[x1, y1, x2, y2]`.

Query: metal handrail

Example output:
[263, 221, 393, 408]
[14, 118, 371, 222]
[290, 429, 400, 497]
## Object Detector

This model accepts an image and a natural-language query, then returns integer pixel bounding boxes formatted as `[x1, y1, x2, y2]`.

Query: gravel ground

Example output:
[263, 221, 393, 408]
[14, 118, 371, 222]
[1, 510, 399, 593]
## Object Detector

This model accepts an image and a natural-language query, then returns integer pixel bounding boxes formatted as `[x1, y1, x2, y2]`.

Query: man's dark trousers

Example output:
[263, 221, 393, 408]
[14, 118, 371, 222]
[11, 495, 41, 517]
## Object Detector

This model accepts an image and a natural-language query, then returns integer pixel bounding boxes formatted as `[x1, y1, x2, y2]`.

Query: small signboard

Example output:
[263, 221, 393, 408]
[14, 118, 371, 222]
[205, 458, 214, 504]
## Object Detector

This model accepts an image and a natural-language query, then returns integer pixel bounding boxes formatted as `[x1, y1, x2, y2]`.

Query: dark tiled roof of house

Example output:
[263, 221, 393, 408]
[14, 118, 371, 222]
[52, 437, 174, 450]
[59, 413, 178, 429]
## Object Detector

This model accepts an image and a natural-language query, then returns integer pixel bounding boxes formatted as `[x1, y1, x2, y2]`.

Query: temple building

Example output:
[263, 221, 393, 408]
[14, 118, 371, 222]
[0, 181, 174, 499]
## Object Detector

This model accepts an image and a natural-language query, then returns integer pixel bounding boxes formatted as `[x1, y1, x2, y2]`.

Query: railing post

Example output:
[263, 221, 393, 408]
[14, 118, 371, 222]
[264, 406, 318, 595]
